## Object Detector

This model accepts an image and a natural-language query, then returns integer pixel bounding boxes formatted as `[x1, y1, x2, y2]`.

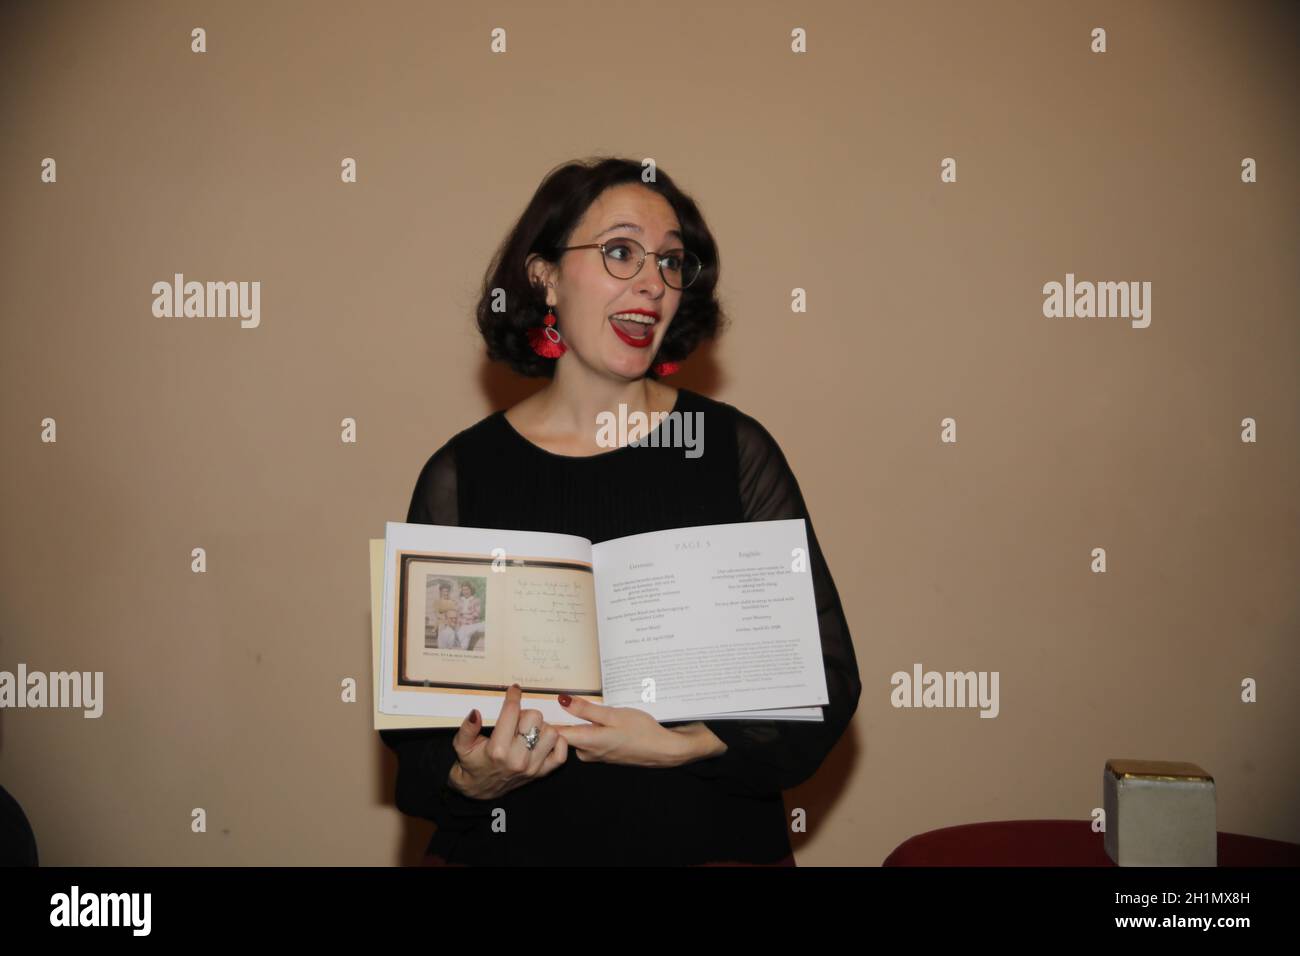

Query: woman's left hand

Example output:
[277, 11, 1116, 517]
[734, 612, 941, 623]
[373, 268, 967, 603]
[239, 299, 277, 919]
[553, 695, 717, 768]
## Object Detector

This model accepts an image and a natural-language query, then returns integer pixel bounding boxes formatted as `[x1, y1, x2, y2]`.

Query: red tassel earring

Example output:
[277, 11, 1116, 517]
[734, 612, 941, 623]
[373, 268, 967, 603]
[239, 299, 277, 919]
[527, 308, 566, 359]
[651, 359, 680, 377]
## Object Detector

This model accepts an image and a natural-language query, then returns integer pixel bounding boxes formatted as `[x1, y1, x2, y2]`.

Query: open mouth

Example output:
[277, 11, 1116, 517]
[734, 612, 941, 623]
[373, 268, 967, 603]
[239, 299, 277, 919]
[608, 311, 657, 348]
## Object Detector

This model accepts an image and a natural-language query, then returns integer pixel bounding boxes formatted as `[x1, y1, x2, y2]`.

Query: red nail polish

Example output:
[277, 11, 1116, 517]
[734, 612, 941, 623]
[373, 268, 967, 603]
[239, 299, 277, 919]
[469, 709, 479, 724]
[558, 694, 571, 707]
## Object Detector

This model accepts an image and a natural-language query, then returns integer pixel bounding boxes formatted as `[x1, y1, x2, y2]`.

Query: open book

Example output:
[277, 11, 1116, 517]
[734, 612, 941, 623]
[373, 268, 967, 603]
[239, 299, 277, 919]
[376, 519, 829, 728]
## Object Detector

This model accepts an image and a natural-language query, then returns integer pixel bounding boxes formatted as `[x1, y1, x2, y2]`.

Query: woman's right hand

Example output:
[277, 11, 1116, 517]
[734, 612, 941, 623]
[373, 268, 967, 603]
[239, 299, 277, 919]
[448, 683, 568, 801]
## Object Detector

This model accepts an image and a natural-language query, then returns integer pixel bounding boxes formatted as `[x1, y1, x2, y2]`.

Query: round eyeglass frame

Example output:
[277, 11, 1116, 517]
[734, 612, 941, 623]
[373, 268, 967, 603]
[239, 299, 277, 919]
[557, 237, 701, 290]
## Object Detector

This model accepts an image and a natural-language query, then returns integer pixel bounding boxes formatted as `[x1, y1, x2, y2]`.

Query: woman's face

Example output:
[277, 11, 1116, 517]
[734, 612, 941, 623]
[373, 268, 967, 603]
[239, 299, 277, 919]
[460, 584, 472, 597]
[530, 183, 684, 382]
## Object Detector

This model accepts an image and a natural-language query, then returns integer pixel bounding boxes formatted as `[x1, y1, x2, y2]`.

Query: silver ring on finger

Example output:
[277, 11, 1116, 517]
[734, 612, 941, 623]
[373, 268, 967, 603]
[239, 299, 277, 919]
[518, 725, 540, 751]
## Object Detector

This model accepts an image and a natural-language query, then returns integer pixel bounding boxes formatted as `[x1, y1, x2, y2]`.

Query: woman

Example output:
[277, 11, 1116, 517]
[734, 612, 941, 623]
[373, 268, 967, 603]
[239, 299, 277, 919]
[380, 157, 861, 865]
[456, 581, 481, 628]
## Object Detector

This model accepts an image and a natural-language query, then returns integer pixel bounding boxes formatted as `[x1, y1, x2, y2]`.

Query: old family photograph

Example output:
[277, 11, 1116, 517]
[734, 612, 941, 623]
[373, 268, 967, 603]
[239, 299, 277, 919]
[423, 576, 486, 653]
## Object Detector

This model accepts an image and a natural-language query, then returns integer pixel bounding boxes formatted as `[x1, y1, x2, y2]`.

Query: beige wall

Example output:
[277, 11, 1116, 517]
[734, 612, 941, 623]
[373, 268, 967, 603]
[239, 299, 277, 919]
[1, 0, 1296, 865]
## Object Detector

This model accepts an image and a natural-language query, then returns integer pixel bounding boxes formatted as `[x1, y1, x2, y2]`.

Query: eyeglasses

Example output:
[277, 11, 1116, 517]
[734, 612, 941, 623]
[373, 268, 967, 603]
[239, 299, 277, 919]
[558, 237, 702, 290]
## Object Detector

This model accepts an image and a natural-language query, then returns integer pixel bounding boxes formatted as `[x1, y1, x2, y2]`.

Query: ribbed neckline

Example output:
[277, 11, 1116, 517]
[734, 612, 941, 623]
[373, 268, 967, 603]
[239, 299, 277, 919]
[494, 387, 688, 462]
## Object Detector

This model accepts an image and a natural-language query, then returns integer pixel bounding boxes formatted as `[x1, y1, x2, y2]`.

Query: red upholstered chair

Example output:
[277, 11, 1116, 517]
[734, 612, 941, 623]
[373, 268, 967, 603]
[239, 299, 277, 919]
[882, 820, 1300, 867]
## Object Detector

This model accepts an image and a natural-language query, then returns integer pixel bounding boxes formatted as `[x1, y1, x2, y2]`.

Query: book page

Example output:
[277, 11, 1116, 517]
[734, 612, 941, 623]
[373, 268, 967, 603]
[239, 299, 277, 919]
[591, 519, 829, 722]
[379, 522, 603, 725]
[370, 538, 460, 729]
[397, 556, 602, 694]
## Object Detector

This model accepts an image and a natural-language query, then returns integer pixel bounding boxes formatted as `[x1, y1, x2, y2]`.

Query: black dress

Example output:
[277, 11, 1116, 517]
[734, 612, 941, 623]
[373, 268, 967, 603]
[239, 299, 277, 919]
[380, 387, 862, 865]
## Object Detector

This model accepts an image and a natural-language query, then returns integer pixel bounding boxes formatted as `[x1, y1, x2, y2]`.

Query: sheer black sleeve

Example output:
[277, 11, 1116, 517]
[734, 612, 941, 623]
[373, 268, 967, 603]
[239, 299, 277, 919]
[378, 442, 495, 830]
[678, 410, 862, 798]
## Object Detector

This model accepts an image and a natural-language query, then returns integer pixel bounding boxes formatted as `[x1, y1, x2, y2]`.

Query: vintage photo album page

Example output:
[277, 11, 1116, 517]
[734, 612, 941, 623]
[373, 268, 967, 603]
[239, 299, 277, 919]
[376, 519, 828, 728]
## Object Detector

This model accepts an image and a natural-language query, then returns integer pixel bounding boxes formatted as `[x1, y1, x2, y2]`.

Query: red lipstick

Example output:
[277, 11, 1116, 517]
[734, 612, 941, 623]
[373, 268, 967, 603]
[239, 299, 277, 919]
[607, 309, 658, 349]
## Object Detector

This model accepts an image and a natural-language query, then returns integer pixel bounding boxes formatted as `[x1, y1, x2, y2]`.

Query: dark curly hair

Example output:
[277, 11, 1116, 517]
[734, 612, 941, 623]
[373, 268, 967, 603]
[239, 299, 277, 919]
[475, 157, 728, 379]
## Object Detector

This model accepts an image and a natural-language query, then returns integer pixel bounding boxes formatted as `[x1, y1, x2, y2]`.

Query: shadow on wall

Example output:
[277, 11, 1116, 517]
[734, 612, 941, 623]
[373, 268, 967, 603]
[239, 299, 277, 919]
[787, 729, 863, 861]
[0, 780, 40, 866]
[1, 706, 41, 864]
[377, 744, 434, 867]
